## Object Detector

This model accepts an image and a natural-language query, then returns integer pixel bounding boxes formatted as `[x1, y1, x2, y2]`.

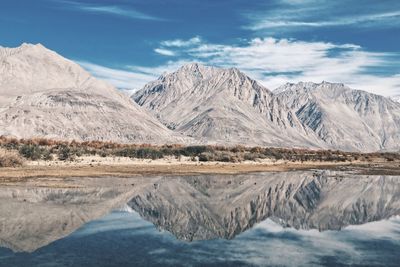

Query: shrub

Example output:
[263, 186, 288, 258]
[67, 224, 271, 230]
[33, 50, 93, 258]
[180, 146, 209, 156]
[0, 148, 24, 167]
[219, 153, 233, 162]
[19, 144, 46, 160]
[244, 153, 259, 161]
[42, 149, 53, 161]
[58, 145, 72, 161]
[136, 148, 163, 160]
[198, 152, 214, 162]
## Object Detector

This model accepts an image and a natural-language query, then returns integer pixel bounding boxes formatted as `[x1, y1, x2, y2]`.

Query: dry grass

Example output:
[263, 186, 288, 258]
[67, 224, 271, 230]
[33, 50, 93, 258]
[2, 136, 400, 164]
[0, 148, 24, 167]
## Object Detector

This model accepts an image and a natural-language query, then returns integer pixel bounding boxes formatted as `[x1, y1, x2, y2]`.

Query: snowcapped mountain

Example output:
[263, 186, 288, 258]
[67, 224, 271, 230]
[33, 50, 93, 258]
[134, 64, 400, 152]
[0, 43, 180, 143]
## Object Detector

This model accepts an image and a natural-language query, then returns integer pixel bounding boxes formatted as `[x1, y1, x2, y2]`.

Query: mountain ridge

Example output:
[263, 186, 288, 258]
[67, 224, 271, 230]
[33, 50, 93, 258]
[1, 43, 399, 152]
[0, 43, 183, 144]
[134, 63, 400, 152]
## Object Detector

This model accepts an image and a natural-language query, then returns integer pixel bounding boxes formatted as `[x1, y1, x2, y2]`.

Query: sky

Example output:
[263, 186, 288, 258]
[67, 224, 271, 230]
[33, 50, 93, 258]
[1, 0, 400, 96]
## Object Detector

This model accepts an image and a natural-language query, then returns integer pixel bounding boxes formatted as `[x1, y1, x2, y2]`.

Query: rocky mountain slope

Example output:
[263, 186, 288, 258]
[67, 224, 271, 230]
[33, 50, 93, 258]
[1, 43, 399, 151]
[133, 63, 323, 148]
[272, 82, 400, 151]
[134, 64, 400, 151]
[0, 43, 181, 143]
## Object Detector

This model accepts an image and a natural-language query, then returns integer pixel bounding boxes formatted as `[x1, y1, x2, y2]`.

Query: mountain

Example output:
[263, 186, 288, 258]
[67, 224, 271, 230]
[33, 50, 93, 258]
[272, 82, 400, 151]
[133, 63, 323, 148]
[134, 64, 400, 151]
[0, 43, 180, 143]
[1, 44, 399, 151]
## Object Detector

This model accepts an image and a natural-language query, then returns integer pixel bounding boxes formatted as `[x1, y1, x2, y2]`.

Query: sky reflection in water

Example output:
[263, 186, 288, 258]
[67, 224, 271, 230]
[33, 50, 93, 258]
[0, 211, 399, 267]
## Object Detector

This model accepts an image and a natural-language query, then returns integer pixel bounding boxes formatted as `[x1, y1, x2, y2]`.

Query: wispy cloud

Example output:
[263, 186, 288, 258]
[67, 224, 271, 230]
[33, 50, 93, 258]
[77, 61, 158, 91]
[161, 36, 202, 47]
[248, 11, 400, 31]
[154, 48, 175, 56]
[151, 36, 400, 95]
[55, 0, 163, 21]
[153, 36, 202, 57]
[245, 0, 400, 31]
[78, 36, 400, 97]
[77, 59, 195, 93]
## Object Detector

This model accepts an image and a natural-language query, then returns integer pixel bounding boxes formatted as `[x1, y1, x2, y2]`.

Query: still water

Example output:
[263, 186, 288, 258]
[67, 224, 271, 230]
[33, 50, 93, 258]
[0, 171, 399, 266]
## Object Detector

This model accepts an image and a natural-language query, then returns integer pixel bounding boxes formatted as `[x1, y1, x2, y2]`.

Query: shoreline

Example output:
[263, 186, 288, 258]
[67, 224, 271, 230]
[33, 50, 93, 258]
[1, 158, 399, 184]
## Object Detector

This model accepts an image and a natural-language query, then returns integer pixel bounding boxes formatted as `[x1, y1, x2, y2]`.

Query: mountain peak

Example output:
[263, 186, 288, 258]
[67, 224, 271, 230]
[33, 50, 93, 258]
[179, 62, 206, 71]
[0, 42, 179, 144]
[2, 42, 46, 52]
[176, 62, 219, 77]
[0, 43, 57, 61]
[20, 42, 44, 49]
[273, 81, 350, 94]
[0, 42, 115, 97]
[182, 62, 202, 67]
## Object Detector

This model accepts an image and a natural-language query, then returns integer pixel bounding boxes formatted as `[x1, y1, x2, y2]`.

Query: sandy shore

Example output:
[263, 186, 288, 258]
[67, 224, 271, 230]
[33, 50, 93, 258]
[1, 154, 399, 185]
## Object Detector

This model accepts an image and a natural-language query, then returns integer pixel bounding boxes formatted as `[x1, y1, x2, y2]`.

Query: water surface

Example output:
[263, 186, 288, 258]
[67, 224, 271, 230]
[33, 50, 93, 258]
[0, 170, 399, 266]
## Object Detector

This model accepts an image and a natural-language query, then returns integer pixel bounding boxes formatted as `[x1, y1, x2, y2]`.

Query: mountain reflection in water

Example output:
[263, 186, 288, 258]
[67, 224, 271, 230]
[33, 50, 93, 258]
[0, 171, 399, 267]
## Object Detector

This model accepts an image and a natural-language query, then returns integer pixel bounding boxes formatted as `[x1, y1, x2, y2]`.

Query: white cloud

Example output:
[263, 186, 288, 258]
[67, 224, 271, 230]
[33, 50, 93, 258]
[154, 48, 175, 56]
[244, 0, 400, 31]
[56, 0, 163, 21]
[248, 11, 400, 31]
[78, 37, 400, 97]
[126, 59, 196, 75]
[160, 36, 202, 47]
[170, 37, 400, 96]
[77, 59, 197, 94]
[77, 61, 159, 91]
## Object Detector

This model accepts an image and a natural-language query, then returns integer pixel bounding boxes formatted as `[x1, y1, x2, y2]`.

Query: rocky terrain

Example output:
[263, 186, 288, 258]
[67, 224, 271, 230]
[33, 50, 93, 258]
[133, 64, 322, 148]
[134, 64, 400, 152]
[0, 43, 182, 144]
[1, 43, 399, 152]
[272, 82, 400, 151]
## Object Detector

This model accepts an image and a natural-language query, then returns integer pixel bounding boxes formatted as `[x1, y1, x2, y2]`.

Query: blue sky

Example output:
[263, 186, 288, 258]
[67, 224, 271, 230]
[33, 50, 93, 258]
[1, 0, 400, 96]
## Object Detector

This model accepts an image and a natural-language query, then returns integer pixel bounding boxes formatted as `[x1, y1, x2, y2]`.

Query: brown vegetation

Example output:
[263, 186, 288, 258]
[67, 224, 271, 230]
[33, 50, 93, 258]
[0, 148, 24, 167]
[0, 136, 399, 167]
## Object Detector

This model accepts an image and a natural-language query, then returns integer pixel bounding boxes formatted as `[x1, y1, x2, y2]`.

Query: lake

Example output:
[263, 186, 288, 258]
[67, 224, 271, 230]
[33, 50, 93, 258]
[0, 170, 399, 266]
